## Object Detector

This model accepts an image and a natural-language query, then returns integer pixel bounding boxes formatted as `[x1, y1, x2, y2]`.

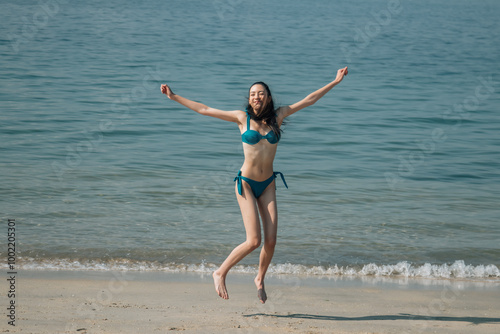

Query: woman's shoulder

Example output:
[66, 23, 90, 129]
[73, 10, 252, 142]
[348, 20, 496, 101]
[275, 106, 290, 123]
[235, 109, 247, 118]
[232, 109, 248, 127]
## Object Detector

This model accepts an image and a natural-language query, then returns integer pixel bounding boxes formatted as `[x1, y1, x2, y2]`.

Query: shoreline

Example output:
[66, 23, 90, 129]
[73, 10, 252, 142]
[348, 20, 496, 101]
[4, 270, 500, 333]
[14, 268, 500, 288]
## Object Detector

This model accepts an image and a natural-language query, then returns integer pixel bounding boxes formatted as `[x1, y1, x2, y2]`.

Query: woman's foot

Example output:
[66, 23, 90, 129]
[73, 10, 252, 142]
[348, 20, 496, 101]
[213, 271, 229, 300]
[254, 276, 267, 304]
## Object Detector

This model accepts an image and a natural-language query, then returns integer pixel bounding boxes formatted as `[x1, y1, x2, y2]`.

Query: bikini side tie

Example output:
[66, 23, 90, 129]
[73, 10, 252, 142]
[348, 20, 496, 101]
[273, 172, 288, 190]
[234, 171, 243, 196]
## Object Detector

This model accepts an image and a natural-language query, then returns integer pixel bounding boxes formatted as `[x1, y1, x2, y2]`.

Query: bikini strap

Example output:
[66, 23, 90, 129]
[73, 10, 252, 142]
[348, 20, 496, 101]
[246, 110, 251, 131]
[234, 171, 243, 196]
[273, 172, 288, 190]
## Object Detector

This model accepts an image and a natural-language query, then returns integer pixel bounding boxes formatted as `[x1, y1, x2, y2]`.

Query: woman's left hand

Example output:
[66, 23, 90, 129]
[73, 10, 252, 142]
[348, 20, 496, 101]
[335, 67, 348, 83]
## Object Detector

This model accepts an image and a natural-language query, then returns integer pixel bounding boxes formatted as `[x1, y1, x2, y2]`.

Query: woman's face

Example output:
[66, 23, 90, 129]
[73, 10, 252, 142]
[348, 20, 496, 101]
[249, 84, 270, 114]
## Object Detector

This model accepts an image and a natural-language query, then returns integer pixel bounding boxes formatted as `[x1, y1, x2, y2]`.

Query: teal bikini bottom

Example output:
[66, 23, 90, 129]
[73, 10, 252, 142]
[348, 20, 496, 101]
[234, 171, 288, 198]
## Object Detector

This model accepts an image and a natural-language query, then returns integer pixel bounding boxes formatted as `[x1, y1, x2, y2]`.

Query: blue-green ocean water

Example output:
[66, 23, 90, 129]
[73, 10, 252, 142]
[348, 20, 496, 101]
[1, 0, 500, 280]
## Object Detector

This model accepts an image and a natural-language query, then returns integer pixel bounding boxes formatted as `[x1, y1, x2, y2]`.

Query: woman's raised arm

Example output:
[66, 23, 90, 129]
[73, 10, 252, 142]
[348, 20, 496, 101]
[161, 84, 241, 123]
[278, 67, 348, 120]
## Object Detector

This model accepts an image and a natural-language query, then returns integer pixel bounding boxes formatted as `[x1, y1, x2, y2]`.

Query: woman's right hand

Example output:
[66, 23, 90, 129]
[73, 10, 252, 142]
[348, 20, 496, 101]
[161, 84, 175, 99]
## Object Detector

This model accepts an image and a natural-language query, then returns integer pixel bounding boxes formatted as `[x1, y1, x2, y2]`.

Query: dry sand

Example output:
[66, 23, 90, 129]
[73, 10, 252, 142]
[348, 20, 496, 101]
[2, 270, 500, 333]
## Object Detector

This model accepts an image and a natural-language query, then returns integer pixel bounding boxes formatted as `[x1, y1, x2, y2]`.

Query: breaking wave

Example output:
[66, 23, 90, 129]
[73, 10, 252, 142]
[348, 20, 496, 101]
[8, 257, 500, 281]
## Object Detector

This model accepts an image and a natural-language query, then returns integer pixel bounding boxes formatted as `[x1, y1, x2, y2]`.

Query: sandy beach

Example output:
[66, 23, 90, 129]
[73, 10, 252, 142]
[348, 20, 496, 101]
[3, 270, 499, 333]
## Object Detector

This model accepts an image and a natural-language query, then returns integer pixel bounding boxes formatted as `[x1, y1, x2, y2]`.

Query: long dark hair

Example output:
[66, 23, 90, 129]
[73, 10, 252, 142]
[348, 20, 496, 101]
[245, 81, 282, 140]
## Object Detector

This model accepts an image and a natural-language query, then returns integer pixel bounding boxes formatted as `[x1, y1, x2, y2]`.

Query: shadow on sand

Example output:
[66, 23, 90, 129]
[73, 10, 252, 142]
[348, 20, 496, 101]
[243, 313, 500, 325]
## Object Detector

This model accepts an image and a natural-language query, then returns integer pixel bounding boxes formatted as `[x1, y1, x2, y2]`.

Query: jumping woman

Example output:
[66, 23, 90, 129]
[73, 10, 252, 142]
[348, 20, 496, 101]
[160, 66, 348, 303]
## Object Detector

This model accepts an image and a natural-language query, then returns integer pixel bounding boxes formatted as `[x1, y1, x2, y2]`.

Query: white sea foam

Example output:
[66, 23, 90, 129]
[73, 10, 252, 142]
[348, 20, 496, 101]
[7, 257, 500, 281]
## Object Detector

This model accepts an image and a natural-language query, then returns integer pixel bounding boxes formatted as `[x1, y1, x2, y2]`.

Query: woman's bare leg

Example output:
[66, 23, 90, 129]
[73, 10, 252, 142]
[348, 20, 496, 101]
[213, 182, 261, 300]
[254, 182, 278, 304]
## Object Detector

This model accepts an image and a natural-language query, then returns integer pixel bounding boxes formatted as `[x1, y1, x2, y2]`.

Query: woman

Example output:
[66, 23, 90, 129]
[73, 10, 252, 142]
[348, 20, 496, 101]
[160, 67, 348, 303]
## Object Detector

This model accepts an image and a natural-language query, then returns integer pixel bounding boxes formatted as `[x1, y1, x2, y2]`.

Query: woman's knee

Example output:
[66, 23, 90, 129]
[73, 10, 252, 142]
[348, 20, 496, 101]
[246, 237, 261, 250]
[264, 236, 277, 249]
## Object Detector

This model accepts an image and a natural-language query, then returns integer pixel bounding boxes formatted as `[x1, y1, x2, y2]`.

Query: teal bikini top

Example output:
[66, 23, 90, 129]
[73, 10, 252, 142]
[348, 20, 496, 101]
[241, 111, 280, 145]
